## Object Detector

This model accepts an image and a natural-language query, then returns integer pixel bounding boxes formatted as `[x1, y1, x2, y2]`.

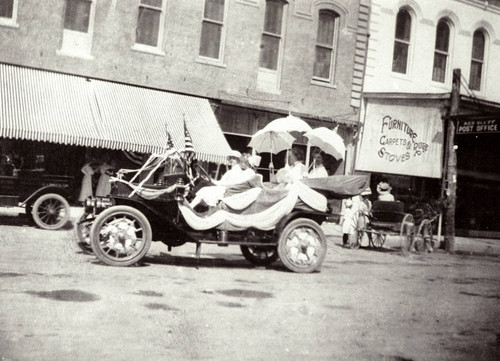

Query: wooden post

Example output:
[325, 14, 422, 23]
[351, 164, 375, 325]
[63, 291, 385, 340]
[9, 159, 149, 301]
[444, 69, 460, 253]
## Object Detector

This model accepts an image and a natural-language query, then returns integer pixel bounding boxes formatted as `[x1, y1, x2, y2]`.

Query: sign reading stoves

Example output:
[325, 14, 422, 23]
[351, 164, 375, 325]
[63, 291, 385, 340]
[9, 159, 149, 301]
[457, 119, 499, 134]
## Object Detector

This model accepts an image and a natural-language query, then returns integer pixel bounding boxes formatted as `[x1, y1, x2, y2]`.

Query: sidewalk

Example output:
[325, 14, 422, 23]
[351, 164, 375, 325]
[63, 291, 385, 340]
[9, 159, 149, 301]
[1, 206, 500, 256]
[321, 222, 500, 257]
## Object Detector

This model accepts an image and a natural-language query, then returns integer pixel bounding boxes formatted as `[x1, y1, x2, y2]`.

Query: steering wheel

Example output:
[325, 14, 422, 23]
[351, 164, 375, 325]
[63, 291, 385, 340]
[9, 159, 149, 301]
[192, 163, 211, 183]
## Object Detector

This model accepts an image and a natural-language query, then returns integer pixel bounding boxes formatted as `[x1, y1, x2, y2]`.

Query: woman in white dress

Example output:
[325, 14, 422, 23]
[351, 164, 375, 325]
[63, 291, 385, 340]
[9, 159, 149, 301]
[307, 152, 328, 178]
[78, 161, 97, 203]
[96, 161, 115, 197]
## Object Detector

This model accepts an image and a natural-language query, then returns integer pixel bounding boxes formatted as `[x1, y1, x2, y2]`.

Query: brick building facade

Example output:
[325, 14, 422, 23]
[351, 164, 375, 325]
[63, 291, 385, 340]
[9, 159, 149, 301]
[0, 0, 366, 177]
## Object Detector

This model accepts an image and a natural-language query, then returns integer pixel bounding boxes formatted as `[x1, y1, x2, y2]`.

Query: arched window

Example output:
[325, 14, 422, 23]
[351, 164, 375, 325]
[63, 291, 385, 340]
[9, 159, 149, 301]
[392, 9, 411, 74]
[469, 30, 486, 91]
[313, 10, 339, 82]
[432, 20, 450, 83]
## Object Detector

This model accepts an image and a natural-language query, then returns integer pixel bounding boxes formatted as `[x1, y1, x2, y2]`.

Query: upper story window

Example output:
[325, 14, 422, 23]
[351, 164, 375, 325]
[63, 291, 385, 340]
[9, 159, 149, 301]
[469, 30, 486, 91]
[199, 0, 226, 62]
[0, 0, 18, 27]
[259, 0, 286, 71]
[199, 0, 227, 63]
[432, 20, 450, 83]
[313, 10, 339, 84]
[59, 0, 96, 58]
[134, 0, 166, 53]
[392, 9, 411, 74]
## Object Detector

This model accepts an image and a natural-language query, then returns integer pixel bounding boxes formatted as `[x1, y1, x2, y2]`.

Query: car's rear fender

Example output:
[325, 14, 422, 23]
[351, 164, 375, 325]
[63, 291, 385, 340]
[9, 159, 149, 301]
[275, 211, 327, 236]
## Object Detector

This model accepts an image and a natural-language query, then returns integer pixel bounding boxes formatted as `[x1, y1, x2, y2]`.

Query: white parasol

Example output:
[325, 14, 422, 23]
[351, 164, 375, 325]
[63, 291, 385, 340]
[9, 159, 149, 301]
[263, 114, 312, 133]
[304, 127, 346, 161]
[248, 128, 296, 169]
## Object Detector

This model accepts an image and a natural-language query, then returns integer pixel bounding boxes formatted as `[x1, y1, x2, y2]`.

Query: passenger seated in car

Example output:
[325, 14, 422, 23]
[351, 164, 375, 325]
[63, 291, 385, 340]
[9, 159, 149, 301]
[189, 152, 256, 210]
[274, 147, 307, 189]
[307, 151, 328, 179]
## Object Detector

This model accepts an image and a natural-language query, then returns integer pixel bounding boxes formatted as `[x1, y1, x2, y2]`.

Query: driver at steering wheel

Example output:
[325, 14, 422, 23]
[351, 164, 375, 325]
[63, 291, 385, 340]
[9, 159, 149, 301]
[189, 151, 255, 210]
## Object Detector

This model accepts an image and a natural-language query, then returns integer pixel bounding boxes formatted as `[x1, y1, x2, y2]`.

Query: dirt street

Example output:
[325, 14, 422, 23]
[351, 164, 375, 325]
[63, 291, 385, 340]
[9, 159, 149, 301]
[0, 212, 499, 361]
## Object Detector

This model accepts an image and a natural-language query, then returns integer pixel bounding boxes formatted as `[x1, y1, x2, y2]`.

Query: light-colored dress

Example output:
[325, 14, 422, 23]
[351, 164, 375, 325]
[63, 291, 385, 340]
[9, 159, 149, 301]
[78, 163, 95, 202]
[191, 166, 256, 208]
[307, 164, 328, 178]
[96, 163, 114, 197]
[378, 193, 395, 201]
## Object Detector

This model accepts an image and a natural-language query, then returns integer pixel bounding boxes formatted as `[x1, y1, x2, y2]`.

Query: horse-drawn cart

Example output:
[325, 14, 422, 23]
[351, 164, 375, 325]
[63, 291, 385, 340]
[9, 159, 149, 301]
[354, 199, 440, 255]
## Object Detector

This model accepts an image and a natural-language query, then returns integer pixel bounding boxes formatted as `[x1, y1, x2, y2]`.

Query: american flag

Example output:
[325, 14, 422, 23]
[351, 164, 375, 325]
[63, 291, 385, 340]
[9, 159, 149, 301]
[184, 119, 195, 161]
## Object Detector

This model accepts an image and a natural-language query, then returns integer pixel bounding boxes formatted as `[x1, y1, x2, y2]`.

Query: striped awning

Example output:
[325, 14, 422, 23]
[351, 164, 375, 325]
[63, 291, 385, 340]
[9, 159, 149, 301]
[0, 64, 231, 164]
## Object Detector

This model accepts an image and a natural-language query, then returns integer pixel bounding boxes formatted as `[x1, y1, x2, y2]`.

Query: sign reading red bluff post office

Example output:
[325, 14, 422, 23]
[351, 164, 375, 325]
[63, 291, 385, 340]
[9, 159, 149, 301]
[356, 99, 444, 178]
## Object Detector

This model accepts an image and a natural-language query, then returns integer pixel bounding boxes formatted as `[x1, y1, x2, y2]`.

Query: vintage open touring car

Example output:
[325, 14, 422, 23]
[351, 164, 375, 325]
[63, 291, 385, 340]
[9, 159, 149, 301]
[77, 150, 369, 273]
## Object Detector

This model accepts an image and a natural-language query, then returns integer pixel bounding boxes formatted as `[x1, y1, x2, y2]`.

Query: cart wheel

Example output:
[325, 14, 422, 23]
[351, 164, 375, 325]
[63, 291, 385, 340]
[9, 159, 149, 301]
[75, 212, 94, 254]
[350, 211, 364, 250]
[277, 218, 327, 273]
[32, 193, 70, 230]
[240, 245, 279, 266]
[370, 233, 386, 248]
[90, 206, 152, 267]
[400, 214, 415, 256]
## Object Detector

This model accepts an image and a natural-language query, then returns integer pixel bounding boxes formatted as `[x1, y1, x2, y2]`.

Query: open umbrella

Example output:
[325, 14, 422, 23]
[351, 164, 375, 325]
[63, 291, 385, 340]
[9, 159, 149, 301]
[304, 127, 346, 160]
[248, 128, 296, 169]
[263, 114, 312, 133]
[248, 128, 295, 154]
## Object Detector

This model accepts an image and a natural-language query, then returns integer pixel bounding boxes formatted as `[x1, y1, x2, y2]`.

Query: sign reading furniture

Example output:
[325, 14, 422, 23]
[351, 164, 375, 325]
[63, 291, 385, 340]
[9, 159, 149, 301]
[356, 98, 444, 178]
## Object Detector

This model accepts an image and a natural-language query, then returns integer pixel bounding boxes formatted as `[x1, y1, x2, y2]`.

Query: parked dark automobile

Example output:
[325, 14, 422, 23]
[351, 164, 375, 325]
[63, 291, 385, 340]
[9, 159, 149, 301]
[0, 169, 74, 229]
[77, 152, 369, 273]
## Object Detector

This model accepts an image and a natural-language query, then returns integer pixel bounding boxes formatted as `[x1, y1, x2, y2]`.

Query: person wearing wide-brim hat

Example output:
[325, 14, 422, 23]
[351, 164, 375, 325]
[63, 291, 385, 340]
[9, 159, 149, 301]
[377, 182, 394, 201]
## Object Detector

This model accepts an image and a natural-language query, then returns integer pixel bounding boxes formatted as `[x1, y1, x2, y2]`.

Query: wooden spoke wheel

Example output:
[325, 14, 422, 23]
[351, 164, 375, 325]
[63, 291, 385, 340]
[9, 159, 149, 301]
[90, 206, 152, 267]
[277, 218, 327, 273]
[32, 193, 70, 230]
[370, 232, 386, 249]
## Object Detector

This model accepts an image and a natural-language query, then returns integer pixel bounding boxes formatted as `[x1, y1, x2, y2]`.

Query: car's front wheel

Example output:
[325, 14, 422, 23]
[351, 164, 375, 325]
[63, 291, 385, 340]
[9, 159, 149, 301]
[90, 206, 152, 267]
[32, 193, 70, 230]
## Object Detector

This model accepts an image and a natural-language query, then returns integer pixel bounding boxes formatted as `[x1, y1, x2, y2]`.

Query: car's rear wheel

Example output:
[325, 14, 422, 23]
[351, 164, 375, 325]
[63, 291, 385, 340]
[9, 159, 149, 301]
[90, 206, 152, 267]
[32, 193, 70, 230]
[240, 245, 279, 266]
[277, 218, 327, 273]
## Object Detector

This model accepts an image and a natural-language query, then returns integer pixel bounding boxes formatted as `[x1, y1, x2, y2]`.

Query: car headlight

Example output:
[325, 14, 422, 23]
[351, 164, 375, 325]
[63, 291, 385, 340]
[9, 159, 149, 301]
[96, 197, 114, 209]
[84, 196, 114, 213]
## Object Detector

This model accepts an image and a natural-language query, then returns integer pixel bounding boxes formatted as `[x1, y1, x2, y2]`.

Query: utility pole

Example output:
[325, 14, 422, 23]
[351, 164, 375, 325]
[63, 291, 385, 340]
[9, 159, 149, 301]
[444, 69, 460, 253]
